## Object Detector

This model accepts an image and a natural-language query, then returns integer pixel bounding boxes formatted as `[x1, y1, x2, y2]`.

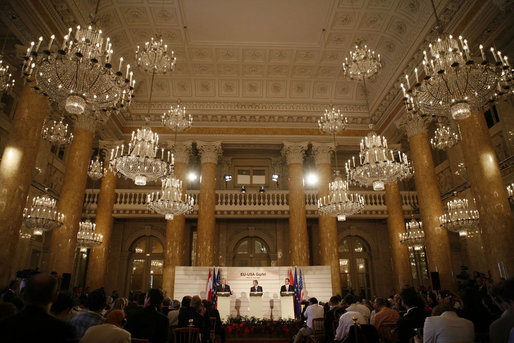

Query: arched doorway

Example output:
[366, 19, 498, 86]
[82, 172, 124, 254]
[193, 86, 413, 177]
[232, 236, 271, 266]
[338, 236, 373, 299]
[127, 236, 164, 293]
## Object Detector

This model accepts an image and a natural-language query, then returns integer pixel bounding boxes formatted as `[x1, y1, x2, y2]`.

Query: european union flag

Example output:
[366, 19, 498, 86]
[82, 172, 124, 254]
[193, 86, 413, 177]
[293, 267, 301, 318]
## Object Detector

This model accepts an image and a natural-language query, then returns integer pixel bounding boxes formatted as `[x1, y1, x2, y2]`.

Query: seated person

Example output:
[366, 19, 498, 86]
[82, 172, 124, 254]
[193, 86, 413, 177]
[395, 287, 427, 343]
[125, 288, 168, 343]
[423, 304, 474, 343]
[216, 279, 232, 294]
[293, 297, 324, 343]
[250, 280, 263, 293]
[281, 278, 294, 293]
[334, 309, 367, 342]
[70, 288, 107, 339]
[373, 297, 400, 331]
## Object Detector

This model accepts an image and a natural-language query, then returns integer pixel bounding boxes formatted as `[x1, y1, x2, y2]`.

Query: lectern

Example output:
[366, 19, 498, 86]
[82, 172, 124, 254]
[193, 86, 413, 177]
[249, 292, 263, 319]
[216, 292, 231, 323]
[280, 292, 295, 320]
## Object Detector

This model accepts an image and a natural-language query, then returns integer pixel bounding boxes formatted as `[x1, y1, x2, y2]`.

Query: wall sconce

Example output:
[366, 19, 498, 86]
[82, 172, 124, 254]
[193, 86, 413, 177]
[272, 174, 279, 182]
[224, 174, 232, 182]
[241, 185, 246, 193]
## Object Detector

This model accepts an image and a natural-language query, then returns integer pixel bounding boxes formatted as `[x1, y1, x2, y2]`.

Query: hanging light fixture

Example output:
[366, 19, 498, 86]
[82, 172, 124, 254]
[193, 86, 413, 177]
[318, 106, 349, 134]
[136, 37, 176, 74]
[162, 100, 193, 132]
[430, 119, 460, 151]
[399, 217, 425, 250]
[439, 197, 480, 236]
[0, 56, 14, 93]
[88, 155, 105, 180]
[42, 117, 74, 146]
[77, 219, 103, 248]
[342, 41, 381, 80]
[23, 195, 64, 236]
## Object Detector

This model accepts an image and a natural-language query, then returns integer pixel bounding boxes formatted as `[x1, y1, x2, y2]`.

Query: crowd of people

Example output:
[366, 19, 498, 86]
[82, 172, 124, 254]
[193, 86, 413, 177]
[0, 270, 512, 343]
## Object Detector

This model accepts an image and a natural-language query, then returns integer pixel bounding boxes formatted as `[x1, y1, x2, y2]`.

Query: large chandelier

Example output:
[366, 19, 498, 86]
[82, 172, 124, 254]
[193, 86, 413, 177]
[136, 37, 176, 73]
[430, 120, 460, 151]
[345, 131, 411, 191]
[23, 195, 64, 236]
[42, 117, 74, 146]
[77, 219, 103, 248]
[318, 106, 349, 134]
[162, 100, 193, 132]
[491, 61, 513, 101]
[318, 176, 365, 221]
[439, 198, 480, 235]
[22, 25, 134, 115]
[88, 155, 105, 180]
[399, 217, 425, 250]
[342, 42, 382, 80]
[110, 128, 168, 186]
[0, 56, 14, 93]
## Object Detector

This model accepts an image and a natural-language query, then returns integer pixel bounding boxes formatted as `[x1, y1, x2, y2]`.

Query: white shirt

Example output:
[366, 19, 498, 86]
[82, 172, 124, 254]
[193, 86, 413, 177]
[335, 311, 367, 341]
[346, 303, 371, 322]
[423, 311, 474, 343]
[80, 323, 131, 343]
[304, 304, 324, 329]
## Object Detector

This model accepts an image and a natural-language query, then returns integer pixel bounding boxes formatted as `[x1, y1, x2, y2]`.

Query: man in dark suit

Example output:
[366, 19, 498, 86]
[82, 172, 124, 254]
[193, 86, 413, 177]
[216, 278, 232, 294]
[125, 288, 168, 343]
[0, 273, 77, 342]
[250, 280, 263, 292]
[280, 278, 293, 292]
[395, 287, 427, 343]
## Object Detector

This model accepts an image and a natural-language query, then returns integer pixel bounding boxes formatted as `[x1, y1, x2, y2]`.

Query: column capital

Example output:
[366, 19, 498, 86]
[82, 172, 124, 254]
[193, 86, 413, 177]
[399, 114, 430, 137]
[281, 142, 308, 164]
[74, 114, 97, 133]
[171, 141, 193, 164]
[311, 142, 334, 165]
[197, 141, 222, 164]
[99, 140, 124, 154]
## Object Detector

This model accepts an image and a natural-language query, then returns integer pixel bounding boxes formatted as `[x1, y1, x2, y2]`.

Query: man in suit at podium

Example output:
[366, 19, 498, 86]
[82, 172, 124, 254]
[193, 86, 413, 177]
[281, 278, 293, 293]
[215, 279, 232, 295]
[250, 280, 263, 292]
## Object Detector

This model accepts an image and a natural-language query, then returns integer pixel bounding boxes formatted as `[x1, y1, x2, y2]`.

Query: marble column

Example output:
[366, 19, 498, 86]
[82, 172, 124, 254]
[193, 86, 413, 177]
[458, 110, 514, 279]
[312, 143, 341, 294]
[0, 84, 49, 285]
[282, 142, 310, 266]
[196, 142, 222, 266]
[48, 116, 95, 276]
[402, 116, 455, 289]
[86, 141, 121, 290]
[163, 142, 191, 297]
[385, 182, 413, 290]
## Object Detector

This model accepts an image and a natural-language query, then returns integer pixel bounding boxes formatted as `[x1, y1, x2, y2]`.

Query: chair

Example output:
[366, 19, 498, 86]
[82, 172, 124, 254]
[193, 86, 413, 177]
[209, 316, 217, 342]
[306, 318, 325, 343]
[174, 327, 200, 343]
[377, 323, 397, 343]
[344, 324, 379, 343]
[131, 339, 150, 343]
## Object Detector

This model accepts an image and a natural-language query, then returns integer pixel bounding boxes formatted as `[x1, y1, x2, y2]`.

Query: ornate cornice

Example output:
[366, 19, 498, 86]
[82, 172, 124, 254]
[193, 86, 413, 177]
[197, 141, 222, 164]
[281, 142, 308, 165]
[311, 143, 334, 165]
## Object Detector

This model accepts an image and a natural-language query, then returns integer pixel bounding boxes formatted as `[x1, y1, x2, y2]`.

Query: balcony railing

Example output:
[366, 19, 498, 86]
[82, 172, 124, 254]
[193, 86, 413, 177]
[83, 188, 418, 218]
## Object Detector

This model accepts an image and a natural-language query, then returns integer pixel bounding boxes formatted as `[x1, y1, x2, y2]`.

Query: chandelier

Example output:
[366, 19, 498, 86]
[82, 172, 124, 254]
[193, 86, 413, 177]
[22, 25, 135, 115]
[162, 100, 193, 132]
[345, 131, 411, 191]
[430, 120, 460, 151]
[342, 42, 382, 80]
[147, 166, 195, 220]
[136, 37, 176, 74]
[23, 195, 64, 236]
[439, 198, 480, 235]
[42, 117, 74, 146]
[88, 155, 105, 180]
[491, 61, 513, 101]
[77, 219, 103, 248]
[0, 56, 14, 93]
[399, 217, 425, 250]
[110, 128, 169, 186]
[318, 176, 365, 221]
[318, 106, 349, 135]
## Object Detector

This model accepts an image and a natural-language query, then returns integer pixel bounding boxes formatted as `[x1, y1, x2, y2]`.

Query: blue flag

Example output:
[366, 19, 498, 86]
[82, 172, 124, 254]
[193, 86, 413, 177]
[211, 267, 217, 306]
[299, 269, 304, 302]
[293, 267, 301, 318]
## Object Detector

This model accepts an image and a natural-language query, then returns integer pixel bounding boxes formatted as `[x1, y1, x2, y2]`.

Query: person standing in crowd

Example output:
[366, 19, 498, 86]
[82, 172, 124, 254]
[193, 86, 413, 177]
[0, 273, 77, 342]
[422, 304, 474, 343]
[489, 278, 514, 343]
[396, 287, 427, 343]
[125, 288, 168, 343]
[80, 309, 131, 343]
[70, 288, 107, 339]
[293, 297, 324, 343]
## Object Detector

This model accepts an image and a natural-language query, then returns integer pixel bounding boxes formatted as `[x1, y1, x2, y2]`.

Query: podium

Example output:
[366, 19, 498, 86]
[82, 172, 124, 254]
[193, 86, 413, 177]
[249, 292, 263, 319]
[216, 292, 231, 323]
[280, 292, 295, 320]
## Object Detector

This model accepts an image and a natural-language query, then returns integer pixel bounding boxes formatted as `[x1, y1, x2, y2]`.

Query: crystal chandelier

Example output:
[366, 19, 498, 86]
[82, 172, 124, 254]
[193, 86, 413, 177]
[318, 176, 365, 221]
[110, 128, 169, 186]
[399, 217, 425, 250]
[23, 195, 64, 235]
[42, 117, 74, 146]
[88, 155, 105, 180]
[147, 165, 195, 220]
[345, 131, 411, 191]
[439, 197, 480, 235]
[318, 106, 349, 135]
[22, 25, 135, 115]
[0, 56, 14, 93]
[491, 62, 513, 101]
[77, 219, 103, 248]
[136, 37, 176, 74]
[342, 41, 382, 80]
[162, 100, 193, 132]
[430, 120, 460, 151]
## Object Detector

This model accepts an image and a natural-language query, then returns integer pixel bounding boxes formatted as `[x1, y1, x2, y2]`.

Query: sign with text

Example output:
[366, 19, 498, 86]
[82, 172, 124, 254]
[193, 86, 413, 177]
[227, 267, 280, 281]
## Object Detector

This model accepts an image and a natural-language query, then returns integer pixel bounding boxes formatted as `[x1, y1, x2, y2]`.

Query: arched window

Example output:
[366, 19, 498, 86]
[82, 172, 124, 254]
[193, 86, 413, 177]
[232, 236, 271, 266]
[127, 236, 164, 293]
[338, 236, 373, 299]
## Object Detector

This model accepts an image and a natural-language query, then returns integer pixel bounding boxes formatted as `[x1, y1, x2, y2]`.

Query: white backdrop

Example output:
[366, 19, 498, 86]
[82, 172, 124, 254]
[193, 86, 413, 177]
[174, 266, 332, 320]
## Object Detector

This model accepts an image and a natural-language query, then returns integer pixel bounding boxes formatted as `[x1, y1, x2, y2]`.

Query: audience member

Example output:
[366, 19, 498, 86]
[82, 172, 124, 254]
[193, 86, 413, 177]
[372, 297, 400, 331]
[168, 299, 181, 327]
[51, 291, 75, 321]
[1, 279, 24, 310]
[204, 299, 226, 343]
[125, 288, 168, 343]
[489, 278, 514, 343]
[0, 273, 77, 342]
[293, 297, 324, 343]
[396, 287, 427, 343]
[344, 294, 371, 321]
[324, 295, 342, 342]
[70, 288, 107, 339]
[334, 308, 367, 342]
[422, 304, 474, 343]
[161, 296, 172, 315]
[80, 309, 131, 343]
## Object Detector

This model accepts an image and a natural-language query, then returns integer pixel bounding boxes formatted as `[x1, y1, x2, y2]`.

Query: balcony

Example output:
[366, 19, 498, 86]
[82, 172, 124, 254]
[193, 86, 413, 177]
[83, 189, 418, 219]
